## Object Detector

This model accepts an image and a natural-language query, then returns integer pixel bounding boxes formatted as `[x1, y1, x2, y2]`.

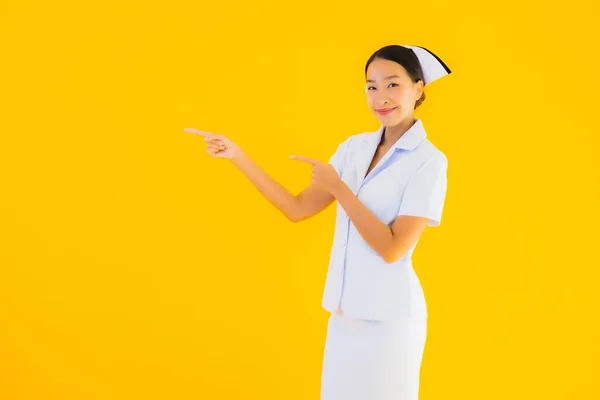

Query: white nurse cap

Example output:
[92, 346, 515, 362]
[399, 44, 451, 85]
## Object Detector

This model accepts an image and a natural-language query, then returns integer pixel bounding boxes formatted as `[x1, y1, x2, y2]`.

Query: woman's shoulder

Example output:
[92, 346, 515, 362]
[414, 139, 448, 174]
[420, 138, 447, 160]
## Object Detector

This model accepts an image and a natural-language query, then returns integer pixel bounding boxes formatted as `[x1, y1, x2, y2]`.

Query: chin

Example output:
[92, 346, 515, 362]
[374, 114, 402, 127]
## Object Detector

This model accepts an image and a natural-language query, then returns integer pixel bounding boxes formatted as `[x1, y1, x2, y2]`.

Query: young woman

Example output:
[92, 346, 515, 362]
[185, 44, 451, 400]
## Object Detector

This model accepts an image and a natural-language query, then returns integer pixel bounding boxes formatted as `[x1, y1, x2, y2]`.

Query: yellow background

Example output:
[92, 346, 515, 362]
[1, 0, 599, 399]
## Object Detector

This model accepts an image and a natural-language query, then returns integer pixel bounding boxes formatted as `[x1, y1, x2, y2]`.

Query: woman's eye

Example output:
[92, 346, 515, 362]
[367, 83, 397, 90]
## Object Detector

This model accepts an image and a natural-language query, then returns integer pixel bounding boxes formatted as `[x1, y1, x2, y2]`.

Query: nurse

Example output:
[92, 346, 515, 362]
[185, 44, 451, 400]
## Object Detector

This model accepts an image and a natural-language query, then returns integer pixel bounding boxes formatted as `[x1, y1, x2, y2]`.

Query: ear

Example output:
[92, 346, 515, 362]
[414, 79, 425, 101]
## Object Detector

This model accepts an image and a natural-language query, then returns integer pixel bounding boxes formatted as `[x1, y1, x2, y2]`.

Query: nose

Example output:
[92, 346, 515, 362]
[375, 97, 390, 107]
[372, 91, 390, 106]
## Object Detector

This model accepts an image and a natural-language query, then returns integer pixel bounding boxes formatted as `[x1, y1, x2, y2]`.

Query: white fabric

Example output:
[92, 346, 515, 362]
[397, 153, 448, 227]
[323, 118, 448, 321]
[321, 309, 428, 400]
[320, 118, 447, 398]
[400, 44, 450, 85]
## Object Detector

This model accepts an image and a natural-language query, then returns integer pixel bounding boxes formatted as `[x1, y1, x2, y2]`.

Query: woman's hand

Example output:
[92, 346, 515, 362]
[184, 127, 243, 160]
[290, 155, 344, 195]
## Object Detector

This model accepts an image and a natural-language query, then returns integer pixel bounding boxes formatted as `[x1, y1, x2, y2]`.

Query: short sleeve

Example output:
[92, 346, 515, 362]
[328, 137, 352, 177]
[397, 154, 448, 226]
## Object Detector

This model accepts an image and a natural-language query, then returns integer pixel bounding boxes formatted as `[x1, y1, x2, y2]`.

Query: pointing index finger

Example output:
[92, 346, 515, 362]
[290, 155, 319, 164]
[184, 128, 214, 138]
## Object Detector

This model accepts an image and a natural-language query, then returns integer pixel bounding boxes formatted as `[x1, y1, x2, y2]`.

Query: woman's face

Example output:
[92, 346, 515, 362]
[365, 58, 424, 126]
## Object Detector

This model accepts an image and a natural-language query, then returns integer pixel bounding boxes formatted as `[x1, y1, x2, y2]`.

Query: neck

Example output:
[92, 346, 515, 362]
[382, 116, 417, 145]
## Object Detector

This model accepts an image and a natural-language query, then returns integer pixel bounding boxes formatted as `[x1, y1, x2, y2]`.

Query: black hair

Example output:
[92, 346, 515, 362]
[365, 45, 426, 109]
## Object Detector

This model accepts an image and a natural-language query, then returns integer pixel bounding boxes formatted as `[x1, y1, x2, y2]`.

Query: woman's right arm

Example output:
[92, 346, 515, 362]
[184, 127, 335, 223]
[231, 151, 335, 223]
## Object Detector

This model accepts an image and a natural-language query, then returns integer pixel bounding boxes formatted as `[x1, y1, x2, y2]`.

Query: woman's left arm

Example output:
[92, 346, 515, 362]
[291, 153, 445, 263]
[332, 183, 429, 263]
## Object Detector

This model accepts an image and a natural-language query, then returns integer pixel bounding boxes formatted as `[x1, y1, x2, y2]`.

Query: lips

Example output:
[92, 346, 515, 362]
[376, 107, 397, 115]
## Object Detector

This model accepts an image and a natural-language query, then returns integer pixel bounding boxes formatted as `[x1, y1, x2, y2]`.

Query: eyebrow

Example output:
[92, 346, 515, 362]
[366, 75, 401, 83]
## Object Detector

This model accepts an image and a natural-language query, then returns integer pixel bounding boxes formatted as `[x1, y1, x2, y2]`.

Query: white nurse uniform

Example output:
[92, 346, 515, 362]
[320, 118, 448, 400]
[318, 44, 452, 400]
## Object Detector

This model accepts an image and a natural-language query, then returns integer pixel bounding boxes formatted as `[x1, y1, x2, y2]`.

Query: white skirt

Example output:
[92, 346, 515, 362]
[320, 308, 428, 400]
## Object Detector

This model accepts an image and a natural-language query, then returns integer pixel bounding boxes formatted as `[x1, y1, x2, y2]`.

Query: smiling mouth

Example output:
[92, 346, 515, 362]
[376, 107, 397, 115]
